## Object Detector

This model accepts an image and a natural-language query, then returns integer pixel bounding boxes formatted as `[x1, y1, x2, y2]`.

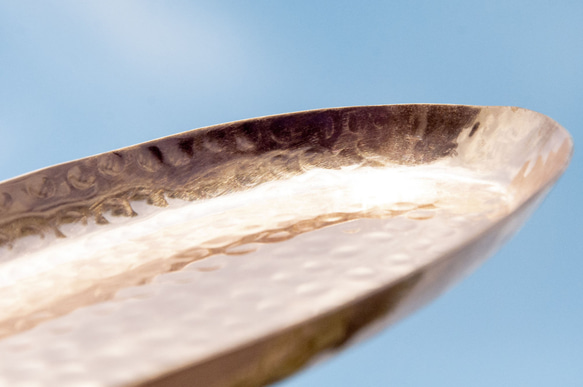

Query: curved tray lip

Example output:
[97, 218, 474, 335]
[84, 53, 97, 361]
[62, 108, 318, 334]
[0, 104, 573, 185]
[0, 103, 573, 263]
[0, 103, 573, 270]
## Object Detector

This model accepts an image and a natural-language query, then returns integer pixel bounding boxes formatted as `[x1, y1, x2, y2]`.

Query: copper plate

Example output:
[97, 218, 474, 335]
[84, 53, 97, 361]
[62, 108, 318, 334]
[0, 105, 573, 386]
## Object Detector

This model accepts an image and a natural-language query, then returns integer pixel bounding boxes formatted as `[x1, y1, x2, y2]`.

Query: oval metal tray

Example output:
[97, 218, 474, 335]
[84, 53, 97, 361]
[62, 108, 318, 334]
[0, 105, 573, 386]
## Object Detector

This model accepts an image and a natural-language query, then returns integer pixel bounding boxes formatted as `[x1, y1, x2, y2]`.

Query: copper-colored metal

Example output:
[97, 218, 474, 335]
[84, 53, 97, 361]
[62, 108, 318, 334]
[0, 105, 572, 386]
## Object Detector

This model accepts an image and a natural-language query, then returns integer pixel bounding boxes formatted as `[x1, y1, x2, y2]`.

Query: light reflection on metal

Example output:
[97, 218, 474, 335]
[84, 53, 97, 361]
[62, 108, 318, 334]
[0, 105, 573, 386]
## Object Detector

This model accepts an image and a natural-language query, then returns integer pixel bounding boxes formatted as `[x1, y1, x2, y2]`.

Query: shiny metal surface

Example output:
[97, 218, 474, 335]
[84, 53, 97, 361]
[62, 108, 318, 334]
[0, 105, 572, 386]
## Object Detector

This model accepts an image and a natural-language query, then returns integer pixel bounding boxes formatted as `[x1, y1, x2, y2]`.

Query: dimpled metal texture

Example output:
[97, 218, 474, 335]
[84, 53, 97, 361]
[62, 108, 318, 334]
[0, 105, 573, 387]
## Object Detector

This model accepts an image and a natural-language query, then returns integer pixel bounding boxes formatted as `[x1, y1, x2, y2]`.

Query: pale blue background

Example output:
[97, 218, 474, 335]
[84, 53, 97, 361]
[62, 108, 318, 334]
[1, 1, 582, 386]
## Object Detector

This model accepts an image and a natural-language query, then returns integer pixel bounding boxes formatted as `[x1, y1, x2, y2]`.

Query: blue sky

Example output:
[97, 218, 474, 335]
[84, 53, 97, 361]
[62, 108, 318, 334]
[1, 1, 581, 386]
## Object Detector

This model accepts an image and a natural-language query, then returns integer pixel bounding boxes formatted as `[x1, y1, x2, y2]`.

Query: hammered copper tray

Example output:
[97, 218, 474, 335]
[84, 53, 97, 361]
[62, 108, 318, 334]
[0, 105, 573, 387]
